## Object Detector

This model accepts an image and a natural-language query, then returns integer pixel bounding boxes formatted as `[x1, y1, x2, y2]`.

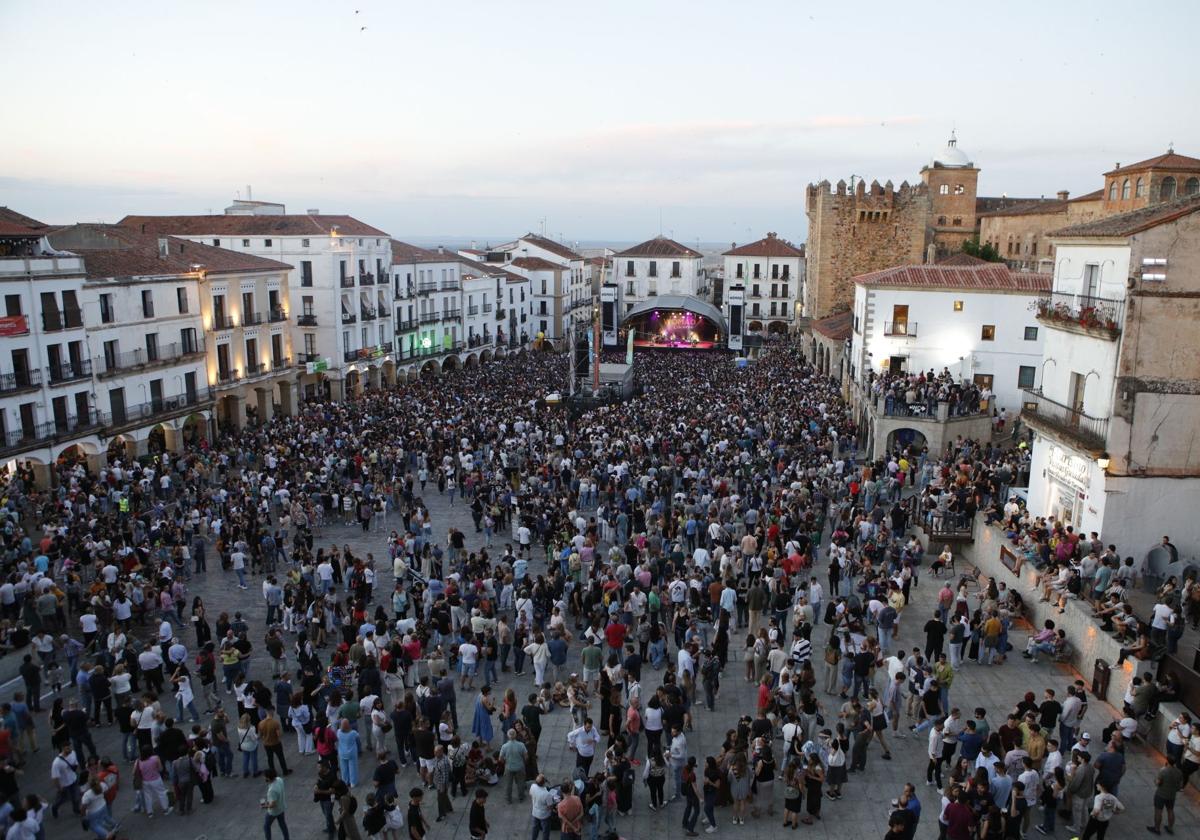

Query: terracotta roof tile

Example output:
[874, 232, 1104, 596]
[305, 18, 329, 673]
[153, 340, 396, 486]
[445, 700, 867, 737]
[1104, 151, 1200, 176]
[519, 233, 581, 261]
[1069, 189, 1104, 203]
[510, 256, 565, 271]
[811, 311, 853, 340]
[614, 236, 702, 258]
[47, 224, 292, 279]
[119, 213, 388, 238]
[977, 198, 1068, 218]
[1049, 193, 1200, 238]
[390, 240, 454, 263]
[0, 207, 49, 232]
[724, 233, 805, 258]
[854, 263, 1050, 292]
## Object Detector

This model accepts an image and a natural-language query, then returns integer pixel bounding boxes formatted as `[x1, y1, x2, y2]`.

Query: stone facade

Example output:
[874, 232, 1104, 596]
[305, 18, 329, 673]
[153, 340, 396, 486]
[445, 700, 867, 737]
[803, 178, 930, 318]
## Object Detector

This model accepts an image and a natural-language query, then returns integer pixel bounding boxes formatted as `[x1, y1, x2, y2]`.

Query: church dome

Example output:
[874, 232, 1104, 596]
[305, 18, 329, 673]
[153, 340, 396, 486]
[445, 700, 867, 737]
[930, 131, 972, 168]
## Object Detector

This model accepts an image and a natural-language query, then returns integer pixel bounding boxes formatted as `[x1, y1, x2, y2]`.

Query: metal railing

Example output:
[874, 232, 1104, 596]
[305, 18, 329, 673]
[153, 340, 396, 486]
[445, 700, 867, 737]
[467, 305, 479, 316]
[884, 322, 917, 337]
[1021, 388, 1109, 450]
[441, 279, 461, 291]
[359, 273, 375, 286]
[268, 308, 288, 323]
[47, 359, 93, 383]
[243, 312, 264, 326]
[96, 340, 205, 376]
[482, 303, 493, 313]
[339, 276, 355, 288]
[297, 314, 318, 326]
[212, 314, 235, 330]
[0, 369, 40, 393]
[108, 388, 213, 428]
[417, 281, 439, 293]
[445, 308, 462, 320]
[341, 312, 357, 324]
[1035, 291, 1124, 335]
[496, 308, 506, 320]
[419, 312, 440, 324]
[360, 308, 377, 321]
[396, 318, 418, 331]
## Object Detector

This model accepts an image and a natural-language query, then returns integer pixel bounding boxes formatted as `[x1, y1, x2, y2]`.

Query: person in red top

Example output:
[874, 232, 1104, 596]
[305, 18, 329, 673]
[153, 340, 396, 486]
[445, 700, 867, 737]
[756, 676, 772, 715]
[604, 621, 627, 658]
[557, 783, 584, 840]
[943, 790, 976, 840]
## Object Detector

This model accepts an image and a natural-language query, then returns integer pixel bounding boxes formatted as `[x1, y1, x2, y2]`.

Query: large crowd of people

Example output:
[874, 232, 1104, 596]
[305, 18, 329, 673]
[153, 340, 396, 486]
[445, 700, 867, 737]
[0, 338, 1190, 840]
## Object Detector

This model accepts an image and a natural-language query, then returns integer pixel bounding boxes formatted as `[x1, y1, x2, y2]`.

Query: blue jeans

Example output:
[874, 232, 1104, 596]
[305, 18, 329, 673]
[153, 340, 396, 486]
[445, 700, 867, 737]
[235, 567, 247, 587]
[264, 812, 290, 840]
[242, 748, 258, 775]
[683, 796, 700, 832]
[1039, 802, 1056, 833]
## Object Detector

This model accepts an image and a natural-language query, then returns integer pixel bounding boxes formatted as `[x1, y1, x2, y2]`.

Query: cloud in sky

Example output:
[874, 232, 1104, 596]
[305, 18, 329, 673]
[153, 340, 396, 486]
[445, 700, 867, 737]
[1, 0, 1197, 240]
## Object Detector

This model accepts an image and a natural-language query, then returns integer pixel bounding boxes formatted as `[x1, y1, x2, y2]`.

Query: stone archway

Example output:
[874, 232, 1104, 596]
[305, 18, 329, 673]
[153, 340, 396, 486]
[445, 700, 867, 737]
[480, 348, 493, 364]
[382, 360, 396, 387]
[420, 359, 440, 378]
[106, 434, 136, 464]
[182, 413, 209, 448]
[748, 320, 764, 333]
[346, 369, 362, 396]
[884, 427, 928, 455]
[464, 353, 479, 369]
[767, 320, 789, 335]
[146, 424, 169, 455]
[442, 355, 460, 373]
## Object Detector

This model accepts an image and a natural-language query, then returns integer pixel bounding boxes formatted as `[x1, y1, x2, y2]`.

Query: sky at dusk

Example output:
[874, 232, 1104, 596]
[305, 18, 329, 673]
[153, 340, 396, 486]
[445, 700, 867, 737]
[2, 0, 1197, 245]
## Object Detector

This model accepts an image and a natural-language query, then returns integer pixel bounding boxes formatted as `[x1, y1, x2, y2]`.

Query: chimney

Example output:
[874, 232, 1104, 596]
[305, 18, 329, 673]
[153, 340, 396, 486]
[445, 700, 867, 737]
[1057, 190, 1070, 201]
[437, 246, 444, 255]
[158, 237, 169, 258]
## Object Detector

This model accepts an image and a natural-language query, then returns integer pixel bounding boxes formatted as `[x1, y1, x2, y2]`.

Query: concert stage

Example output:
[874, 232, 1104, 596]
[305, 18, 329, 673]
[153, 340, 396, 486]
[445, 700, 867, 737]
[622, 294, 726, 351]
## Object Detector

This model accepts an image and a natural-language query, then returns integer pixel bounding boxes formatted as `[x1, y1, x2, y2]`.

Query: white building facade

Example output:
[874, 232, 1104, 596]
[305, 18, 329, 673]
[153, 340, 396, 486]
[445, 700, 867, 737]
[849, 263, 1049, 416]
[613, 236, 705, 312]
[722, 233, 805, 334]
[1024, 196, 1200, 557]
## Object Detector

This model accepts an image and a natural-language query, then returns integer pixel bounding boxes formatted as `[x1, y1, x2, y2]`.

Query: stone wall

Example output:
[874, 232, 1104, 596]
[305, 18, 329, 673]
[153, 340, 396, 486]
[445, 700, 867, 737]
[804, 178, 930, 319]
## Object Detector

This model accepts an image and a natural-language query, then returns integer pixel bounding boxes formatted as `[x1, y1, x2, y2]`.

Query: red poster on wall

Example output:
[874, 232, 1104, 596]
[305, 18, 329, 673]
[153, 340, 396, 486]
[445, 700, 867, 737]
[0, 315, 28, 336]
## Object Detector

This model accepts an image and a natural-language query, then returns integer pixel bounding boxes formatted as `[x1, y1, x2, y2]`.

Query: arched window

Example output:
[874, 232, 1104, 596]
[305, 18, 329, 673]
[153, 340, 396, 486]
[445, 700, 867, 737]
[937, 216, 947, 226]
[1121, 179, 1130, 200]
[1135, 177, 1146, 197]
[1186, 177, 1199, 196]
[954, 184, 965, 195]
[1109, 181, 1118, 200]
[1161, 176, 1177, 200]
[939, 185, 949, 195]
[952, 217, 962, 226]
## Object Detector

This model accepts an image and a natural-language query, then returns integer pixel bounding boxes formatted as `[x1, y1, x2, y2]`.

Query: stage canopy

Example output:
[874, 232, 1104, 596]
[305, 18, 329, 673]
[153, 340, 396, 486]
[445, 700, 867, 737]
[622, 294, 727, 349]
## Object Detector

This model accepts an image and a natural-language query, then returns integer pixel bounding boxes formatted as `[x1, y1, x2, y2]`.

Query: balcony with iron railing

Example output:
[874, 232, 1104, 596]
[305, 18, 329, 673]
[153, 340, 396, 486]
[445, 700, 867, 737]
[211, 314, 235, 330]
[444, 308, 462, 321]
[467, 305, 479, 316]
[417, 281, 439, 294]
[496, 308, 506, 320]
[360, 307, 377, 321]
[884, 322, 917, 337]
[108, 387, 214, 430]
[0, 410, 105, 455]
[482, 303, 493, 314]
[397, 318, 418, 331]
[419, 311, 440, 324]
[1021, 388, 1110, 453]
[341, 312, 357, 324]
[0, 369, 41, 394]
[297, 313, 318, 327]
[46, 359, 93, 384]
[339, 275, 355, 288]
[268, 308, 288, 323]
[359, 273, 375, 286]
[96, 340, 206, 377]
[1034, 291, 1124, 339]
[242, 312, 264, 327]
[441, 279, 461, 291]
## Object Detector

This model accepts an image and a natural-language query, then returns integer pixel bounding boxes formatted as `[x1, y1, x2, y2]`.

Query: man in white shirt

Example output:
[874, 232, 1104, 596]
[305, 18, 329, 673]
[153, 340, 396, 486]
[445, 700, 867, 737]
[49, 744, 81, 818]
[528, 774, 560, 839]
[668, 726, 689, 800]
[458, 639, 480, 689]
[567, 718, 601, 774]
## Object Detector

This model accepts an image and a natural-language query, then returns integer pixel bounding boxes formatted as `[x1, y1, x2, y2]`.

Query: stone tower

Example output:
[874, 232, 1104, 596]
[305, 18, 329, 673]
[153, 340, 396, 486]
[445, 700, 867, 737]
[920, 131, 980, 258]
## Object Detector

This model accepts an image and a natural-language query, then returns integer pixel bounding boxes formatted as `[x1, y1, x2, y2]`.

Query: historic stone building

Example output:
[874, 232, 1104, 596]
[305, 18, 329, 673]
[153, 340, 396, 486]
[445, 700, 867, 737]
[804, 133, 1030, 319]
[979, 149, 1200, 274]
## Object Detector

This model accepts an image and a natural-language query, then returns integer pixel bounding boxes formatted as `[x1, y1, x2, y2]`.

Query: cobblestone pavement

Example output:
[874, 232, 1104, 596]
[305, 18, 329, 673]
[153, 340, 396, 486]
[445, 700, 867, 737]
[12, 484, 1199, 840]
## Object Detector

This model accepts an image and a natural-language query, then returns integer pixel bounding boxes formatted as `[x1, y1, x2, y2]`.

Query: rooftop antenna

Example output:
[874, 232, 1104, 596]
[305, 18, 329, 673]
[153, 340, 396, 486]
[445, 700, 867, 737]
[1169, 140, 1175, 153]
[247, 184, 252, 201]
[539, 217, 547, 236]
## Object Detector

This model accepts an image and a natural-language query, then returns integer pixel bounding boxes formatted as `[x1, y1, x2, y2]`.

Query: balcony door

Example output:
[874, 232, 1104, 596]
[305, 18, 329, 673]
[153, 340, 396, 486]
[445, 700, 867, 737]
[1068, 372, 1086, 427]
[1082, 264, 1099, 308]
[891, 304, 909, 335]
